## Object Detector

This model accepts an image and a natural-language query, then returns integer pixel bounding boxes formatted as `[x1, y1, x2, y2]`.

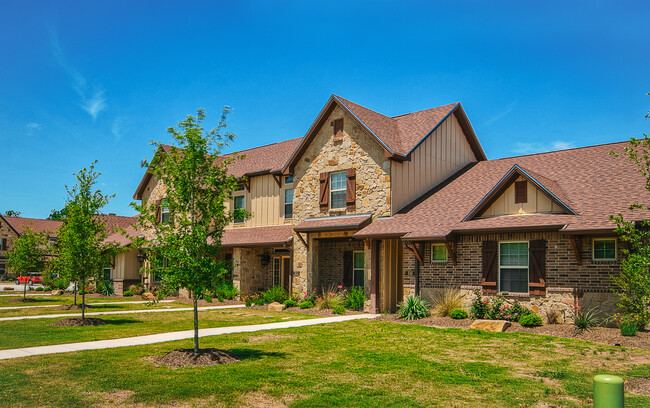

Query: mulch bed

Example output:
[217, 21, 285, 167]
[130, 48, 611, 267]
[54, 304, 91, 311]
[49, 318, 107, 327]
[245, 304, 365, 317]
[7, 298, 39, 303]
[166, 297, 243, 307]
[146, 348, 239, 368]
[378, 314, 650, 349]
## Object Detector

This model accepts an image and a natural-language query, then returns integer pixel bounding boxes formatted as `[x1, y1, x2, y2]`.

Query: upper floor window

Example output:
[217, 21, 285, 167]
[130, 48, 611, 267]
[48, 237, 57, 247]
[284, 188, 294, 219]
[593, 238, 616, 261]
[431, 244, 447, 262]
[161, 202, 171, 224]
[285, 175, 294, 184]
[499, 242, 528, 293]
[330, 171, 347, 209]
[233, 195, 245, 223]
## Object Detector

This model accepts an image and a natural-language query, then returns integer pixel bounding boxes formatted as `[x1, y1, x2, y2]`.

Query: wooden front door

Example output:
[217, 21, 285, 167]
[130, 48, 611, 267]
[380, 238, 404, 313]
[282, 256, 291, 292]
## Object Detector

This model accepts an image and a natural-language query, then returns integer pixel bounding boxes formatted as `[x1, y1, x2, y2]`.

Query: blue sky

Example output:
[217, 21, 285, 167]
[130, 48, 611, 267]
[0, 0, 648, 218]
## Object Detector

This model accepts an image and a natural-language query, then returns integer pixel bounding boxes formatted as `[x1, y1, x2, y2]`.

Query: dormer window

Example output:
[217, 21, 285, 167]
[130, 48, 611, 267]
[330, 171, 347, 209]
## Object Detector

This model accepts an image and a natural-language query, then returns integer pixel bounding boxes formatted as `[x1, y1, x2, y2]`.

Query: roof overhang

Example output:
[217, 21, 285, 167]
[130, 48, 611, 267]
[220, 225, 294, 248]
[294, 214, 372, 233]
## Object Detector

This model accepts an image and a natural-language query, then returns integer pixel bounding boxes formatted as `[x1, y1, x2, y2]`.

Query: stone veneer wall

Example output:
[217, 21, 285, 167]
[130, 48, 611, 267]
[232, 247, 274, 295]
[403, 232, 623, 322]
[291, 105, 392, 294]
[317, 239, 364, 289]
[0, 218, 16, 277]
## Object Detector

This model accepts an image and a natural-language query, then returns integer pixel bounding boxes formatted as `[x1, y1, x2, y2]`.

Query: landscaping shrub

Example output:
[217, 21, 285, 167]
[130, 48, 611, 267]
[123, 291, 134, 297]
[203, 295, 213, 303]
[316, 285, 345, 310]
[299, 300, 314, 309]
[217, 296, 224, 302]
[245, 301, 252, 307]
[345, 286, 366, 310]
[620, 322, 638, 336]
[35, 286, 44, 292]
[332, 305, 346, 315]
[431, 287, 463, 317]
[50, 277, 70, 291]
[397, 295, 430, 321]
[254, 299, 265, 306]
[43, 286, 52, 291]
[211, 280, 240, 300]
[97, 281, 114, 296]
[470, 291, 531, 322]
[262, 286, 289, 304]
[450, 309, 468, 319]
[568, 301, 601, 330]
[519, 313, 543, 327]
[283, 299, 298, 308]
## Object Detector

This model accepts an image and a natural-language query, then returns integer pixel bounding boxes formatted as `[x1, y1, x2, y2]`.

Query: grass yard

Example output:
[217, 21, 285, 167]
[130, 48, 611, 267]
[0, 300, 193, 318]
[0, 295, 160, 308]
[0, 309, 313, 350]
[0, 319, 648, 407]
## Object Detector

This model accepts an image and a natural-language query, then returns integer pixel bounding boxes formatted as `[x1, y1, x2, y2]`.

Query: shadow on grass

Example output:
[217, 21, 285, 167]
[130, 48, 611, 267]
[228, 348, 288, 361]
[103, 319, 143, 325]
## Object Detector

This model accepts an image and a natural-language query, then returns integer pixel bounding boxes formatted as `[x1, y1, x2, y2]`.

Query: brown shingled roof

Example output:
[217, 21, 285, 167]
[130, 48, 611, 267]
[356, 141, 648, 239]
[221, 225, 293, 248]
[3, 217, 62, 235]
[294, 214, 372, 232]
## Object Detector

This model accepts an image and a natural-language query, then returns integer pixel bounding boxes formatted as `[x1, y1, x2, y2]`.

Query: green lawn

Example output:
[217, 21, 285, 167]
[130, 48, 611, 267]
[0, 300, 194, 318]
[0, 309, 313, 350]
[0, 295, 161, 308]
[0, 320, 648, 407]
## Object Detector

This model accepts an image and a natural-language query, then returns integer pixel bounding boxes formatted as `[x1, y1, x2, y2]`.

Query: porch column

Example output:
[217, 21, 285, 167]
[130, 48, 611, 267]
[369, 239, 380, 314]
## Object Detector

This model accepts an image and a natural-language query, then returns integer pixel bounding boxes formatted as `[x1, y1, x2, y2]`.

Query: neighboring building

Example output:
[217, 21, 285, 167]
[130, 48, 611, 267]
[0, 214, 141, 295]
[134, 94, 648, 320]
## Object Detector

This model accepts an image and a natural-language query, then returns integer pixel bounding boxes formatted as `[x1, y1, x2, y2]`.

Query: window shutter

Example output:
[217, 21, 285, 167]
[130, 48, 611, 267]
[481, 240, 498, 293]
[1, 238, 6, 250]
[155, 200, 161, 223]
[319, 172, 329, 211]
[529, 239, 546, 296]
[343, 251, 353, 287]
[346, 168, 356, 209]
[514, 181, 527, 204]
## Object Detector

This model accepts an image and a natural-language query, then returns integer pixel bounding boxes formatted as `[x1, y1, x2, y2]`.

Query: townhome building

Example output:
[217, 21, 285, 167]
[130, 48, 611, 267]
[134, 94, 649, 320]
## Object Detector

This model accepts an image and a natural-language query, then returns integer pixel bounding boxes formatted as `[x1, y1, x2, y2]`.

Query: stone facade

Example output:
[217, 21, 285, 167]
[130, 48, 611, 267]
[0, 217, 17, 277]
[291, 106, 392, 294]
[232, 247, 275, 295]
[405, 232, 623, 321]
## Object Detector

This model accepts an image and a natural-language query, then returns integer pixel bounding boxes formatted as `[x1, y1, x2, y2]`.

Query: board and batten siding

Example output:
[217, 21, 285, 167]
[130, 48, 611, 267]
[113, 248, 140, 280]
[478, 176, 565, 218]
[391, 114, 477, 213]
[227, 174, 291, 228]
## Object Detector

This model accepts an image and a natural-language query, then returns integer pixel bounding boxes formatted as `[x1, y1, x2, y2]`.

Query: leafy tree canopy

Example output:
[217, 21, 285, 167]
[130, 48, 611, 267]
[3, 210, 21, 217]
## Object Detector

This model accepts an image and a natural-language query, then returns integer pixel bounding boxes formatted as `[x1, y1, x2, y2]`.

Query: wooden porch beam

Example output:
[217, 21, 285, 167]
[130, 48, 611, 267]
[272, 174, 282, 187]
[405, 242, 423, 264]
[570, 236, 582, 265]
[296, 232, 309, 250]
[242, 180, 250, 192]
[445, 240, 457, 265]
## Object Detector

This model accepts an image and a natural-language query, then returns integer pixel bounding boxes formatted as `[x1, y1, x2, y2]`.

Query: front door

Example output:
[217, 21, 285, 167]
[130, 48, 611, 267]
[282, 256, 291, 292]
[381, 238, 404, 313]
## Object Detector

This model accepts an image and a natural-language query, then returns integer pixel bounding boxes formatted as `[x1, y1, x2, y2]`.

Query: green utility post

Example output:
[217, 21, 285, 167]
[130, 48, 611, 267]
[593, 374, 624, 408]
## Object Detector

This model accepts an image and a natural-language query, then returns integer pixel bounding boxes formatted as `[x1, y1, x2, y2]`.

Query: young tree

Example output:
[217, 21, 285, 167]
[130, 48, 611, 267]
[610, 92, 650, 328]
[133, 108, 244, 352]
[47, 206, 69, 221]
[56, 162, 120, 321]
[6, 227, 49, 301]
[3, 210, 21, 217]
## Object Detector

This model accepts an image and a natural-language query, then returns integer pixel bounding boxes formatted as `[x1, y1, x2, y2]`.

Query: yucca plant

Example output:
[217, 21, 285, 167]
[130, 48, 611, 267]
[572, 307, 602, 330]
[397, 295, 430, 321]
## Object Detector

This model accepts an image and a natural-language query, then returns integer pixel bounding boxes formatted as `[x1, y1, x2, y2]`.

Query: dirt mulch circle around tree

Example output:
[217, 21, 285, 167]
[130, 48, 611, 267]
[7, 297, 40, 303]
[54, 304, 91, 310]
[146, 348, 240, 368]
[49, 317, 107, 327]
[627, 377, 650, 396]
[377, 314, 650, 350]
[244, 304, 365, 317]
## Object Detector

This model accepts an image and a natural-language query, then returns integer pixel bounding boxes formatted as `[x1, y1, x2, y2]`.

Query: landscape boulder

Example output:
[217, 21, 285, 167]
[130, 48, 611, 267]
[51, 289, 64, 295]
[469, 319, 511, 332]
[142, 292, 156, 301]
[268, 302, 286, 312]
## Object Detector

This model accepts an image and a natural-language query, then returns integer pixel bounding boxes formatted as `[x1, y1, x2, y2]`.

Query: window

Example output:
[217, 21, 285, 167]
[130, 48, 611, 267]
[0, 262, 5, 277]
[233, 195, 245, 223]
[273, 257, 281, 287]
[499, 242, 528, 293]
[330, 171, 347, 209]
[161, 202, 170, 224]
[284, 175, 294, 184]
[48, 237, 57, 247]
[235, 183, 245, 191]
[353, 251, 364, 287]
[431, 244, 447, 262]
[103, 267, 111, 281]
[514, 181, 527, 204]
[593, 239, 616, 260]
[333, 118, 344, 138]
[284, 188, 294, 219]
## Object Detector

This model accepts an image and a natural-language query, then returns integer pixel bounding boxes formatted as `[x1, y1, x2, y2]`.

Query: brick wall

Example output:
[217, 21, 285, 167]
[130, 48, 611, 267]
[404, 232, 622, 293]
[317, 239, 363, 289]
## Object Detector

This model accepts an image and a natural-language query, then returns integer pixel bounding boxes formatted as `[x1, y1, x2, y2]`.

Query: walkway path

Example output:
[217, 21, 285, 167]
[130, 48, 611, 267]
[0, 314, 379, 360]
[0, 300, 176, 310]
[0, 304, 245, 322]
[0, 293, 52, 297]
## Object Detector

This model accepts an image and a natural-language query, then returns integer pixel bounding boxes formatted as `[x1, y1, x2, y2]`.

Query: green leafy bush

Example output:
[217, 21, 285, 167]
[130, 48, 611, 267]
[397, 296, 430, 321]
[203, 295, 213, 303]
[211, 280, 240, 300]
[450, 309, 468, 319]
[333, 305, 346, 315]
[245, 301, 252, 307]
[123, 291, 134, 297]
[620, 322, 638, 336]
[345, 286, 366, 310]
[283, 299, 298, 307]
[262, 286, 289, 304]
[254, 299, 265, 306]
[568, 303, 601, 330]
[431, 287, 464, 317]
[35, 286, 44, 292]
[50, 277, 70, 291]
[519, 313, 543, 327]
[299, 300, 314, 309]
[470, 291, 531, 322]
[217, 296, 224, 302]
[97, 281, 114, 296]
[316, 286, 345, 310]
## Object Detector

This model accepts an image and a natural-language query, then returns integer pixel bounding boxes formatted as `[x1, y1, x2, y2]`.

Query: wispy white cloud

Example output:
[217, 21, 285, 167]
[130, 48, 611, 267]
[26, 122, 42, 130]
[482, 100, 517, 127]
[512, 140, 577, 155]
[51, 32, 107, 120]
[111, 118, 123, 142]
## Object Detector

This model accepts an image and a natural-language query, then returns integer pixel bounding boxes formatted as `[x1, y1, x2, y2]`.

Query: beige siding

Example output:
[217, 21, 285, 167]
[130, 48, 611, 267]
[228, 174, 290, 228]
[479, 176, 565, 218]
[114, 248, 140, 280]
[391, 114, 477, 213]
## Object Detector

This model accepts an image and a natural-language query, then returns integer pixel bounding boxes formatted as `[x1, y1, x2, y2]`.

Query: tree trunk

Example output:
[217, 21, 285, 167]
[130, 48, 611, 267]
[23, 278, 27, 301]
[193, 293, 199, 352]
[74, 282, 77, 305]
[81, 276, 85, 322]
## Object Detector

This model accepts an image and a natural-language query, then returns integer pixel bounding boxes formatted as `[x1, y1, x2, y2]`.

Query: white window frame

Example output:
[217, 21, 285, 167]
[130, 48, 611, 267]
[284, 188, 294, 219]
[498, 241, 529, 294]
[161, 202, 171, 224]
[352, 251, 364, 287]
[330, 171, 347, 210]
[431, 244, 448, 263]
[592, 238, 617, 261]
[233, 194, 245, 223]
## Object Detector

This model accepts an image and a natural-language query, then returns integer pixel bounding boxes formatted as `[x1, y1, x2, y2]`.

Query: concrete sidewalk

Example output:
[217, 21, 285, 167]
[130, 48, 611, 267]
[0, 293, 52, 297]
[0, 314, 379, 360]
[0, 300, 176, 310]
[0, 304, 245, 321]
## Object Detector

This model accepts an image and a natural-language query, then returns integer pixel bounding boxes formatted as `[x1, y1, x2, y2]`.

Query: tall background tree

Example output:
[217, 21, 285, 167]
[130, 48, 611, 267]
[610, 92, 650, 329]
[134, 108, 244, 352]
[56, 162, 120, 321]
[47, 206, 69, 221]
[6, 227, 48, 301]
[3, 210, 21, 217]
